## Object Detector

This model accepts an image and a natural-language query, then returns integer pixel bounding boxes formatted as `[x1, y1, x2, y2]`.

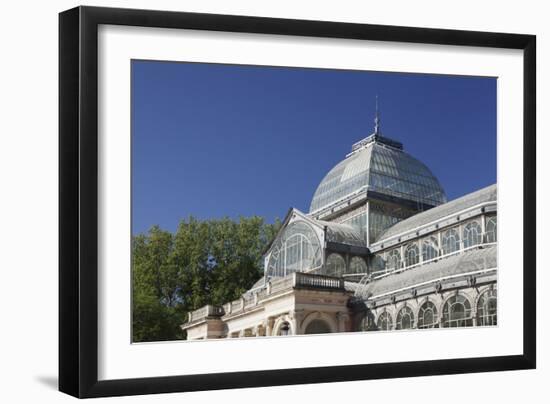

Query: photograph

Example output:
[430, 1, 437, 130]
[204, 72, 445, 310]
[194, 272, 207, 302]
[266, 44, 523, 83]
[1, 1, 543, 401]
[130, 60, 497, 342]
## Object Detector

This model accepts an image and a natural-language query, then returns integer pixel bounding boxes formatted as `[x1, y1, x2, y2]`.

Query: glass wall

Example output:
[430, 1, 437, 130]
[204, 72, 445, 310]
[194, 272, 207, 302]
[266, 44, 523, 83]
[323, 253, 346, 277]
[368, 201, 411, 244]
[360, 287, 496, 332]
[477, 289, 497, 326]
[266, 221, 322, 278]
[442, 295, 473, 328]
[405, 243, 419, 267]
[342, 211, 367, 241]
[417, 300, 438, 328]
[486, 215, 497, 243]
[442, 227, 460, 255]
[349, 256, 368, 274]
[396, 306, 414, 330]
[386, 249, 402, 271]
[370, 254, 386, 273]
[463, 220, 482, 248]
[422, 236, 439, 262]
[377, 311, 393, 331]
[372, 213, 496, 273]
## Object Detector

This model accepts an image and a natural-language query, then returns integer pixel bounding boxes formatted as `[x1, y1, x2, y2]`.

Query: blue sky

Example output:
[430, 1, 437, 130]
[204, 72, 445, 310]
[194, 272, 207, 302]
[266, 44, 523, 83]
[132, 60, 496, 235]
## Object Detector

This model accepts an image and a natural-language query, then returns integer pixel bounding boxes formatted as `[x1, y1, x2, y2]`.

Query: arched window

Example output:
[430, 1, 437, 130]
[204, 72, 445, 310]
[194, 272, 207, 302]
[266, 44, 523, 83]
[405, 243, 419, 267]
[442, 294, 473, 327]
[277, 321, 291, 336]
[486, 216, 497, 243]
[266, 221, 322, 277]
[386, 249, 401, 271]
[324, 253, 346, 277]
[442, 227, 460, 255]
[304, 319, 332, 334]
[377, 311, 393, 331]
[418, 300, 439, 328]
[463, 221, 482, 248]
[349, 256, 368, 274]
[396, 306, 414, 330]
[422, 236, 439, 262]
[477, 289, 497, 326]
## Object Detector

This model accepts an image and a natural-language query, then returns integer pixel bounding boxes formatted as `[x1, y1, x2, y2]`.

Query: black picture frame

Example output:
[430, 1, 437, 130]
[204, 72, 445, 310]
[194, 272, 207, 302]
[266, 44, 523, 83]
[59, 5, 536, 398]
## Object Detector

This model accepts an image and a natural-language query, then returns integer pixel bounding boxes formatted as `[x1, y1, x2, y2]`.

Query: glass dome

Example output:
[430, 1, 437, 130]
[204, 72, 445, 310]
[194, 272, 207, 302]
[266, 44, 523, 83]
[309, 137, 447, 213]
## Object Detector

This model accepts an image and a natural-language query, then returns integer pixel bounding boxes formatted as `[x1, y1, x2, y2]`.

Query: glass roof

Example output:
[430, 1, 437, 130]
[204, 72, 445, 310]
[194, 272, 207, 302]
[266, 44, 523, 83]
[309, 138, 447, 213]
[318, 220, 365, 247]
[375, 183, 497, 243]
[355, 244, 497, 300]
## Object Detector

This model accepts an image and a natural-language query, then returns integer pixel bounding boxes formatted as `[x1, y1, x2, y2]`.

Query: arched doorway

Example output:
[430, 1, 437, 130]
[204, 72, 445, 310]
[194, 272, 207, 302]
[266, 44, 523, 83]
[276, 321, 291, 336]
[304, 319, 332, 334]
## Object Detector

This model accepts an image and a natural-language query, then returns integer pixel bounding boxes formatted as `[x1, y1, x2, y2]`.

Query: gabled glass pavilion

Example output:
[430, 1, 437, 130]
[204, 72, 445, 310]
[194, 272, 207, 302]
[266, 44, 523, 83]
[181, 105, 497, 339]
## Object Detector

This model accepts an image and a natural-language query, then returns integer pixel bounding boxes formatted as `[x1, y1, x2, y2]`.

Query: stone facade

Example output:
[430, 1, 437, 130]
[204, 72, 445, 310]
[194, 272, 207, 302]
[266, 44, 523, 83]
[182, 273, 354, 339]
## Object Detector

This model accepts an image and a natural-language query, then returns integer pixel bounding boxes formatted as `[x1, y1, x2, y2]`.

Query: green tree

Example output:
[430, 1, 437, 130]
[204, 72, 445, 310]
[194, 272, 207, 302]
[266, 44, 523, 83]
[132, 226, 184, 342]
[132, 216, 281, 342]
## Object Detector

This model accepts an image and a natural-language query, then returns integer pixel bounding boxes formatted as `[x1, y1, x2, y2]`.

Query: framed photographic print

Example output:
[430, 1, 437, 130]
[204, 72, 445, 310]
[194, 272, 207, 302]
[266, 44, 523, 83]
[59, 6, 536, 398]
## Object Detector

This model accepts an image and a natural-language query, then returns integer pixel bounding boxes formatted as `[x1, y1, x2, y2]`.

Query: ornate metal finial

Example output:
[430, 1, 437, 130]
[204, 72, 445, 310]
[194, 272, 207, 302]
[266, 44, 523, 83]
[374, 95, 380, 136]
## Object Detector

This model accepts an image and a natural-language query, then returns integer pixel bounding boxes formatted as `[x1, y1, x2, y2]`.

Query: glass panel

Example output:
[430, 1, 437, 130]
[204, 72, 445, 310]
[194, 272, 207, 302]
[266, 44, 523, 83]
[266, 220, 322, 277]
[309, 143, 446, 213]
[324, 253, 346, 277]
[349, 256, 368, 274]
[386, 249, 401, 271]
[418, 300, 439, 329]
[442, 227, 460, 255]
[369, 145, 447, 207]
[342, 211, 368, 241]
[477, 289, 497, 326]
[486, 215, 497, 243]
[368, 201, 413, 244]
[396, 306, 414, 330]
[377, 311, 393, 331]
[309, 147, 372, 212]
[442, 295, 473, 328]
[463, 220, 482, 248]
[370, 254, 386, 272]
[422, 235, 439, 262]
[405, 243, 419, 267]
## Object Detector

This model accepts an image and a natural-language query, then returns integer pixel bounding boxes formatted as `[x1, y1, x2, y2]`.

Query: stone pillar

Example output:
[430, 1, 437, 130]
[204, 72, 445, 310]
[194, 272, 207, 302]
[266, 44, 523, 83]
[266, 317, 275, 336]
[240, 297, 245, 311]
[471, 289, 479, 327]
[256, 324, 266, 337]
[289, 309, 305, 335]
[227, 302, 232, 315]
[336, 312, 350, 332]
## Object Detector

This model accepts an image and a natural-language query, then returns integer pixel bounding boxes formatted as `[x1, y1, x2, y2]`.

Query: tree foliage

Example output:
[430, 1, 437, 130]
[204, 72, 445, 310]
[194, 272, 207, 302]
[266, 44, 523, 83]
[132, 216, 281, 342]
